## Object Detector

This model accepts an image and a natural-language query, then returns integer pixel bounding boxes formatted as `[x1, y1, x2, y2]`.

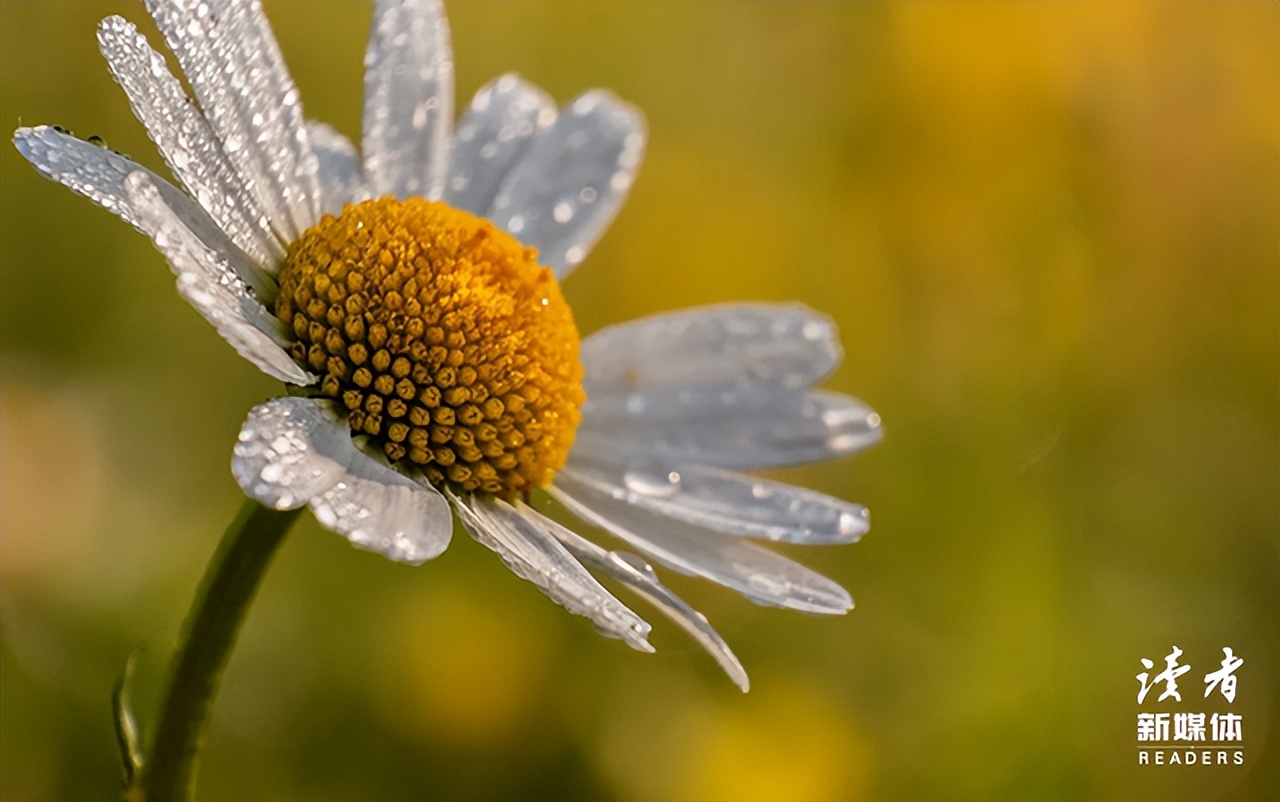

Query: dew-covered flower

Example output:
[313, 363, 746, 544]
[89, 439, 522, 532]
[13, 0, 881, 690]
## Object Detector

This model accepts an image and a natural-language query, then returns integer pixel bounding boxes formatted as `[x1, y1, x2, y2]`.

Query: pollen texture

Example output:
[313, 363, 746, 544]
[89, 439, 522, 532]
[275, 197, 584, 498]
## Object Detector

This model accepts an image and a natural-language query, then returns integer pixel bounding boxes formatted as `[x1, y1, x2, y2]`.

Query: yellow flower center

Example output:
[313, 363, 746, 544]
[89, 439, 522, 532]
[275, 197, 584, 498]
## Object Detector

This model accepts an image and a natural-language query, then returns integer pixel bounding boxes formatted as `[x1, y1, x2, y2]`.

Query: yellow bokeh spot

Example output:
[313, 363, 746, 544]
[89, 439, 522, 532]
[682, 679, 871, 802]
[375, 584, 554, 748]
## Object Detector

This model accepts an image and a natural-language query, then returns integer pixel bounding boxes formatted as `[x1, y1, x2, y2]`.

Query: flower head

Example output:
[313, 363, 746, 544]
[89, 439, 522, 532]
[14, 0, 881, 690]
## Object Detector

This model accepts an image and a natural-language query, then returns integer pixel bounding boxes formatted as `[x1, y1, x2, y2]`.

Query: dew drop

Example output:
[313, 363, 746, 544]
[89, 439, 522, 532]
[623, 467, 679, 499]
[609, 171, 632, 192]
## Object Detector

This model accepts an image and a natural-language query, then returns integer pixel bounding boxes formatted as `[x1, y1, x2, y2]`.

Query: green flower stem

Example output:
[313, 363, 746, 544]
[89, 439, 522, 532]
[131, 499, 302, 802]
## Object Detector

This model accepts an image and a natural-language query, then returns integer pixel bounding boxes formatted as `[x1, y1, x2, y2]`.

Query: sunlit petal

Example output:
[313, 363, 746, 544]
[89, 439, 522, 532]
[362, 0, 453, 201]
[564, 456, 870, 545]
[523, 500, 749, 691]
[446, 73, 556, 216]
[233, 397, 452, 564]
[449, 491, 653, 652]
[144, 0, 325, 240]
[551, 477, 853, 615]
[489, 90, 644, 278]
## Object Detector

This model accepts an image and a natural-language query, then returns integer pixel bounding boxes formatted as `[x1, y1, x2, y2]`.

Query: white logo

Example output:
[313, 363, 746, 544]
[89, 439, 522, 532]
[1135, 647, 1244, 767]
[1202, 647, 1244, 703]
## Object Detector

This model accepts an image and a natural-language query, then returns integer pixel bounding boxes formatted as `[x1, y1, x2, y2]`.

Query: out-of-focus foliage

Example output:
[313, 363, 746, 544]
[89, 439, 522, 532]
[1, 2, 1276, 800]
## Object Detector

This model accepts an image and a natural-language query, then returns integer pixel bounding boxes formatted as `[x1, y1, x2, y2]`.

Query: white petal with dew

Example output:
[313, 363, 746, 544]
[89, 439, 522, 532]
[488, 90, 645, 278]
[144, 0, 324, 241]
[564, 456, 869, 545]
[15, 126, 170, 231]
[519, 501, 749, 691]
[362, 0, 453, 200]
[576, 390, 883, 470]
[124, 172, 311, 384]
[311, 453, 453, 567]
[306, 121, 365, 214]
[96, 15, 282, 267]
[232, 397, 354, 509]
[212, 0, 327, 230]
[550, 476, 854, 615]
[15, 127, 275, 298]
[448, 491, 653, 652]
[581, 303, 841, 413]
[233, 397, 453, 565]
[446, 73, 556, 216]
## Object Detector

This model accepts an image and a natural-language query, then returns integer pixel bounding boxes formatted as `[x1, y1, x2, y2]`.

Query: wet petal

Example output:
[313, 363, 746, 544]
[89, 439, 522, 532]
[232, 396, 353, 509]
[124, 171, 310, 384]
[448, 491, 653, 652]
[96, 15, 282, 266]
[489, 90, 644, 278]
[581, 303, 841, 414]
[15, 124, 282, 321]
[232, 397, 452, 564]
[575, 390, 883, 469]
[522, 500, 748, 691]
[310, 453, 453, 566]
[144, 0, 325, 240]
[446, 73, 556, 215]
[564, 456, 870, 545]
[15, 125, 176, 235]
[550, 476, 853, 615]
[307, 121, 364, 214]
[362, 0, 453, 200]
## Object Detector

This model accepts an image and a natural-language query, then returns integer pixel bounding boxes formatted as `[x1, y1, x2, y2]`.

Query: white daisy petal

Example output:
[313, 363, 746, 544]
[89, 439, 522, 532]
[144, 0, 324, 241]
[519, 501, 749, 691]
[564, 456, 870, 545]
[362, 0, 453, 201]
[310, 452, 453, 567]
[576, 390, 883, 469]
[14, 126, 273, 291]
[581, 303, 841, 414]
[306, 121, 364, 214]
[489, 89, 645, 278]
[15, 125, 164, 233]
[233, 397, 453, 565]
[550, 477, 853, 615]
[232, 397, 355, 509]
[124, 171, 311, 385]
[445, 73, 557, 216]
[96, 15, 282, 266]
[448, 491, 653, 652]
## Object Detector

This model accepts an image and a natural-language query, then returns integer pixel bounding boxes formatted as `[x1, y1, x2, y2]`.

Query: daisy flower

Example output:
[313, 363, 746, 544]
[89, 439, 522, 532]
[13, 0, 881, 694]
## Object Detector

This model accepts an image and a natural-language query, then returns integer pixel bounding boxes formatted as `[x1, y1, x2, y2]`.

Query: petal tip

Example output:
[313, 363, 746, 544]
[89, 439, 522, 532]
[12, 125, 42, 155]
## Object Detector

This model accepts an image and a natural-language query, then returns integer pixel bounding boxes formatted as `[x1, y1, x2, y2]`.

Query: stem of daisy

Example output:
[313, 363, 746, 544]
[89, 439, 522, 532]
[130, 499, 302, 802]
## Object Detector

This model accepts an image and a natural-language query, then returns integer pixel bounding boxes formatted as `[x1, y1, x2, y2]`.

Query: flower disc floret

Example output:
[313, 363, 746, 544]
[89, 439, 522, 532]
[275, 196, 585, 498]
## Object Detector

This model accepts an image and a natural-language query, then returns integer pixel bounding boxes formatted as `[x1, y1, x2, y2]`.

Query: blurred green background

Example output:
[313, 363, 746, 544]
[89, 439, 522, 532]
[1, 2, 1277, 800]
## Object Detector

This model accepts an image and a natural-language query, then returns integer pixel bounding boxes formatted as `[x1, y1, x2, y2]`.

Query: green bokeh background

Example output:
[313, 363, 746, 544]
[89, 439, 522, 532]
[2, 2, 1277, 800]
